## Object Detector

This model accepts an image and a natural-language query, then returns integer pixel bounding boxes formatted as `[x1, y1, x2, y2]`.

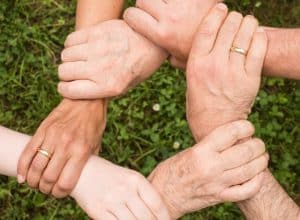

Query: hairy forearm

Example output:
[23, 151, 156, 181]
[264, 28, 300, 79]
[238, 170, 300, 220]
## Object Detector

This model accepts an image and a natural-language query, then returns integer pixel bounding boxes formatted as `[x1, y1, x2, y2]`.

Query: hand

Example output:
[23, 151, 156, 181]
[148, 120, 269, 219]
[71, 156, 170, 220]
[124, 0, 222, 65]
[57, 19, 167, 99]
[186, 9, 268, 141]
[17, 99, 106, 198]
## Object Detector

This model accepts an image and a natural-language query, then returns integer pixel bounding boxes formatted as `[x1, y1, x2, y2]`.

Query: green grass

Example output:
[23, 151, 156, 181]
[0, 0, 299, 219]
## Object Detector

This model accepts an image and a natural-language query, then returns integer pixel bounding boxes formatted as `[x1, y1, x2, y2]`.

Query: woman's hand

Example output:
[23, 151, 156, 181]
[71, 156, 170, 220]
[17, 99, 106, 198]
[186, 9, 268, 141]
[124, 1, 223, 67]
[148, 120, 269, 219]
[58, 19, 167, 99]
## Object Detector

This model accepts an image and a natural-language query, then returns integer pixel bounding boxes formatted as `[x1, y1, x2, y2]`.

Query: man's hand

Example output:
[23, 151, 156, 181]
[149, 121, 269, 219]
[17, 99, 106, 198]
[124, 0, 222, 66]
[57, 19, 167, 100]
[186, 8, 268, 141]
[71, 156, 170, 220]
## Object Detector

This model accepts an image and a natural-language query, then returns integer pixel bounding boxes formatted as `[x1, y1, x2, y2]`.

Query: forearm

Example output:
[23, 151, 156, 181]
[61, 0, 125, 122]
[76, 0, 124, 30]
[0, 127, 29, 176]
[264, 28, 300, 79]
[238, 169, 300, 220]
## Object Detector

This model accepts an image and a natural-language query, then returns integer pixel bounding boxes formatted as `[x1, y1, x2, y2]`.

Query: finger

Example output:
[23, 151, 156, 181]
[221, 138, 266, 170]
[230, 15, 258, 67]
[52, 155, 89, 198]
[26, 139, 54, 188]
[57, 80, 100, 100]
[39, 150, 68, 194]
[17, 129, 46, 183]
[214, 11, 243, 58]
[135, 0, 166, 19]
[95, 211, 117, 220]
[245, 27, 268, 77]
[201, 120, 255, 152]
[138, 182, 170, 220]
[169, 56, 187, 70]
[61, 44, 88, 62]
[220, 171, 265, 202]
[112, 205, 136, 220]
[64, 30, 89, 48]
[223, 153, 269, 186]
[124, 7, 159, 44]
[190, 3, 228, 57]
[126, 196, 156, 220]
[58, 61, 88, 82]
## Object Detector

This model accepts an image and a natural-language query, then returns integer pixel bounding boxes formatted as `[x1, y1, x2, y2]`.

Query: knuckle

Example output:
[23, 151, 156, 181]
[229, 11, 243, 21]
[42, 173, 56, 184]
[57, 180, 73, 192]
[253, 138, 266, 152]
[157, 28, 171, 42]
[31, 160, 43, 173]
[61, 133, 73, 145]
[198, 23, 217, 38]
[245, 15, 258, 25]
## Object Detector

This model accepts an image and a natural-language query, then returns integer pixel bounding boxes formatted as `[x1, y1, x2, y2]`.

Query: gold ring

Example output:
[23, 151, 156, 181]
[230, 46, 247, 56]
[37, 149, 52, 159]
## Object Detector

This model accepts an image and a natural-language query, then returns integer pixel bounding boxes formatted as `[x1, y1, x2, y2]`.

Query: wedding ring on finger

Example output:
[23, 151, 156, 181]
[37, 148, 52, 159]
[230, 46, 248, 56]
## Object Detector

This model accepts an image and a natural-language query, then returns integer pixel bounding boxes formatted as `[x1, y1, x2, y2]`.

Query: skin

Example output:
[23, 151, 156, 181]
[0, 121, 269, 220]
[186, 6, 266, 141]
[17, 0, 124, 198]
[58, 2, 300, 100]
[148, 120, 268, 219]
[183, 6, 300, 220]
[0, 126, 170, 220]
[58, 19, 167, 99]
[124, 1, 300, 78]
[146, 8, 270, 219]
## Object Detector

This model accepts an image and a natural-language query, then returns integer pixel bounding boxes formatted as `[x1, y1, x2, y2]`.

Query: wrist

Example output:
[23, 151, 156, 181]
[188, 108, 248, 141]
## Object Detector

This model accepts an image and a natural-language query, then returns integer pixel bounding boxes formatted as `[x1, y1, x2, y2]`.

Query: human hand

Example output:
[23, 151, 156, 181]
[57, 19, 167, 99]
[71, 156, 170, 220]
[186, 9, 268, 141]
[124, 0, 223, 66]
[17, 99, 106, 198]
[148, 120, 268, 219]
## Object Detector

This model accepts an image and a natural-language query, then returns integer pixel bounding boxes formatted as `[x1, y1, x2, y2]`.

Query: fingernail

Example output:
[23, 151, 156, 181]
[17, 175, 25, 184]
[257, 27, 265, 32]
[216, 3, 227, 10]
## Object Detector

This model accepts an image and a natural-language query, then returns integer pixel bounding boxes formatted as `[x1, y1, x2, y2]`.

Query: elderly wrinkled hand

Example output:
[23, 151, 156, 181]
[57, 19, 167, 100]
[71, 156, 170, 220]
[186, 8, 268, 141]
[149, 120, 269, 219]
[124, 0, 223, 68]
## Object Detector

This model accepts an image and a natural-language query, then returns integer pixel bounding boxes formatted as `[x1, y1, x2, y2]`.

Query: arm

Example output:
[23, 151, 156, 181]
[264, 28, 300, 79]
[124, 3, 300, 79]
[184, 7, 300, 220]
[17, 0, 124, 198]
[0, 126, 170, 219]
